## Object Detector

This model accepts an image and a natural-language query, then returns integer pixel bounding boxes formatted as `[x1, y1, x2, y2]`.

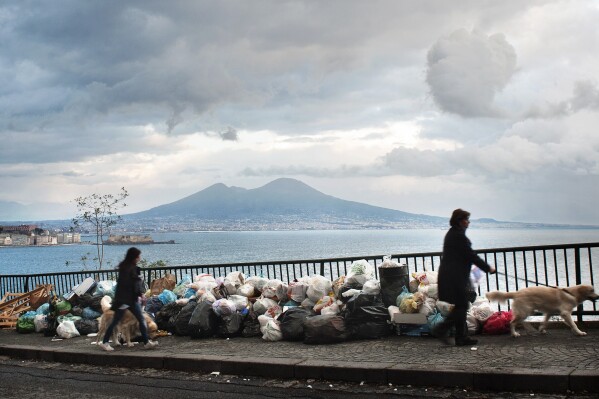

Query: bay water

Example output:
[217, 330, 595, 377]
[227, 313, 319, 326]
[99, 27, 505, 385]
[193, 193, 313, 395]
[2, 228, 599, 276]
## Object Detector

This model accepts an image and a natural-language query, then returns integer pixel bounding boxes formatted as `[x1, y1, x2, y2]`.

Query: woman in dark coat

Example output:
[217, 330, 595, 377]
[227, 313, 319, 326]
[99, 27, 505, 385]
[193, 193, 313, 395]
[98, 247, 158, 351]
[434, 209, 496, 346]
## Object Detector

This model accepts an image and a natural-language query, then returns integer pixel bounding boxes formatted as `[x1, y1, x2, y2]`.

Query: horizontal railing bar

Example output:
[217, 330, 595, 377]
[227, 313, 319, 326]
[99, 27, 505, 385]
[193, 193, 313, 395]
[3, 241, 598, 278]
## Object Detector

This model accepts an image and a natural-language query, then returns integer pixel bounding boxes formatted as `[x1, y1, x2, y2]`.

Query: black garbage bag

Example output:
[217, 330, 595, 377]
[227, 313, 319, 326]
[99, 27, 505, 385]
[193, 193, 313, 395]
[216, 312, 245, 338]
[73, 294, 103, 312]
[189, 301, 218, 339]
[379, 265, 409, 307]
[175, 300, 198, 336]
[279, 307, 314, 341]
[144, 296, 164, 316]
[155, 302, 183, 333]
[241, 310, 261, 338]
[344, 293, 383, 313]
[74, 319, 99, 335]
[70, 306, 83, 317]
[338, 282, 364, 303]
[344, 304, 389, 323]
[303, 314, 348, 345]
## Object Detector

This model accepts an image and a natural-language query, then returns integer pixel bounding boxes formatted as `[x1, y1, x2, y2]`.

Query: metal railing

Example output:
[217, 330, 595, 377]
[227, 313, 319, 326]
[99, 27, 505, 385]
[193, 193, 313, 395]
[1, 242, 598, 320]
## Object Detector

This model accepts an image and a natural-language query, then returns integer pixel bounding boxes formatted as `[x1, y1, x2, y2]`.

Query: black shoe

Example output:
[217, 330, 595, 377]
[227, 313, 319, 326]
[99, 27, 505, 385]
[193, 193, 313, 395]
[455, 337, 478, 346]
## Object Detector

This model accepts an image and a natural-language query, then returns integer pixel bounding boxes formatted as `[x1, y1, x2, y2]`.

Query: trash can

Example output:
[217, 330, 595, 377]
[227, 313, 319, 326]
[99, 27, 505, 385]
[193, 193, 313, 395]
[378, 265, 409, 307]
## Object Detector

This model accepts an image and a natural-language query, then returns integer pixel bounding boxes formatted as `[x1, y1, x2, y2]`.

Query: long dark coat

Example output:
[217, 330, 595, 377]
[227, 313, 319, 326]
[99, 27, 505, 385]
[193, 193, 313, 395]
[111, 265, 143, 310]
[437, 226, 492, 306]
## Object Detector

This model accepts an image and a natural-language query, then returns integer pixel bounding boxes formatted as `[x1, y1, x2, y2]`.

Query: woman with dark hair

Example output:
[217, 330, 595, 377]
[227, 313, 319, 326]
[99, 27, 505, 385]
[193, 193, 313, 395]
[98, 247, 158, 351]
[433, 209, 496, 346]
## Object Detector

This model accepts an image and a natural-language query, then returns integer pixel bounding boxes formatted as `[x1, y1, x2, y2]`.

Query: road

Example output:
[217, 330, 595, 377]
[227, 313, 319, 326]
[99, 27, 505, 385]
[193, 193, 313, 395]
[0, 357, 596, 399]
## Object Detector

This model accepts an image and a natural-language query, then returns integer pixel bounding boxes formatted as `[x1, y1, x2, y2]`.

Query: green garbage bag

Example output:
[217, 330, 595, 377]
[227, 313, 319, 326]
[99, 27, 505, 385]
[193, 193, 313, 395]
[56, 300, 72, 315]
[16, 315, 35, 334]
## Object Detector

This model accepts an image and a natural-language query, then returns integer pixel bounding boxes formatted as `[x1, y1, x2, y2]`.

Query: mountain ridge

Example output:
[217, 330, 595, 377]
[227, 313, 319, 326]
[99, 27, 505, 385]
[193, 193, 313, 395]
[126, 178, 443, 228]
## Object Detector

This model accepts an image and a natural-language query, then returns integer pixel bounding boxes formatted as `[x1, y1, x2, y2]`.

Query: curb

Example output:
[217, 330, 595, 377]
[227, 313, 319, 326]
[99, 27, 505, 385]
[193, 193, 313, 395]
[1, 343, 598, 393]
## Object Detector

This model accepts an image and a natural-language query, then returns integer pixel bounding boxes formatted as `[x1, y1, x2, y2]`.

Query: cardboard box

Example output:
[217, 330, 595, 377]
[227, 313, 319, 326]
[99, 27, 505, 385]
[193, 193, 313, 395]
[392, 312, 427, 325]
[73, 277, 96, 296]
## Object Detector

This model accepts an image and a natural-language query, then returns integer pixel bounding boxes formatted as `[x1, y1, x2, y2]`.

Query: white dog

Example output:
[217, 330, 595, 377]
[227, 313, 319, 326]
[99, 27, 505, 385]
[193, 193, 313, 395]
[486, 284, 598, 337]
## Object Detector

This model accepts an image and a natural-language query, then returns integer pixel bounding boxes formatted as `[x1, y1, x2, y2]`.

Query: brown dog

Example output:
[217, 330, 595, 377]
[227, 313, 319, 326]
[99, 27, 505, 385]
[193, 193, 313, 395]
[486, 284, 599, 337]
[96, 296, 158, 346]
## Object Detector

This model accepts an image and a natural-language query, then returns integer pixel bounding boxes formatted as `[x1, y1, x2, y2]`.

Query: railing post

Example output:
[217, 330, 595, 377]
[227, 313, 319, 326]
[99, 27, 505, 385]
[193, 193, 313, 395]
[24, 276, 30, 292]
[319, 262, 325, 277]
[574, 246, 583, 323]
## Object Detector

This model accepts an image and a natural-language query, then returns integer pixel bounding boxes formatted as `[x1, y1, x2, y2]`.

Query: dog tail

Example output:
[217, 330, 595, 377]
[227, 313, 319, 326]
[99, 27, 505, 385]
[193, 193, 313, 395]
[100, 295, 113, 313]
[486, 290, 517, 303]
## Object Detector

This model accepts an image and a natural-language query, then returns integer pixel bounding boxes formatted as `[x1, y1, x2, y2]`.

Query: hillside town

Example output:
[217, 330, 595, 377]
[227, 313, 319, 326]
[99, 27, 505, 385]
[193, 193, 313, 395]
[0, 224, 81, 246]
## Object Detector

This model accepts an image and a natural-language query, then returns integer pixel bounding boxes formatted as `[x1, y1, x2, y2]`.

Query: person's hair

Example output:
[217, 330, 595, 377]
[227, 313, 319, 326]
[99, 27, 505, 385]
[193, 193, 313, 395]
[449, 208, 470, 227]
[118, 247, 141, 271]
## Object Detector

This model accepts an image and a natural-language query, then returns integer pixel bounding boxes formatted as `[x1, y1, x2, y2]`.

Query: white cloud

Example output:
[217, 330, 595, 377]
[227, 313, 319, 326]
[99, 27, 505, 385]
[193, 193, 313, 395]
[426, 29, 517, 117]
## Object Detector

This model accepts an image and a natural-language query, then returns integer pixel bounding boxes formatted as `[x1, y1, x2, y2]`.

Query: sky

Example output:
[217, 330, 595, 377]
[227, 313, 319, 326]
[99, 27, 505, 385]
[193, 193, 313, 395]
[1, 1, 599, 225]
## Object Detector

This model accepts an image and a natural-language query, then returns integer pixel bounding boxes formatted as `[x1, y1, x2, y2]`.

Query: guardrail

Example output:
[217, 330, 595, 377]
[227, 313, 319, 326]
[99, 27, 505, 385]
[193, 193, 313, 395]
[1, 242, 597, 320]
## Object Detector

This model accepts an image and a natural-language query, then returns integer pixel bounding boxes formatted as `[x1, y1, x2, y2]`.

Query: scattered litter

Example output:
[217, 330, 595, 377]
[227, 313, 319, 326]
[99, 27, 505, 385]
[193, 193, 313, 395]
[329, 384, 333, 388]
[226, 338, 230, 340]
[394, 388, 397, 391]
[530, 394, 535, 397]
[388, 383, 393, 386]
[307, 385, 312, 389]
[210, 371, 220, 376]
[471, 347, 478, 351]
[51, 338, 63, 341]
[360, 381, 364, 386]
[90, 342, 97, 345]
[226, 380, 230, 383]
[87, 333, 98, 337]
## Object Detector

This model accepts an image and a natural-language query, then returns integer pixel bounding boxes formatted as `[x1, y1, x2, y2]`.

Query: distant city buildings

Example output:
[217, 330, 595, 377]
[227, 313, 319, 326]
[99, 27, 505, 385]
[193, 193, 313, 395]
[0, 224, 80, 246]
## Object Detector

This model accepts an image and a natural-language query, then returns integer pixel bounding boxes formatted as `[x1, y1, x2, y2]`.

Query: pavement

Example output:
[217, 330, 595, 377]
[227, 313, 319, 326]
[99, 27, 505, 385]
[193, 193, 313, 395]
[1, 322, 598, 395]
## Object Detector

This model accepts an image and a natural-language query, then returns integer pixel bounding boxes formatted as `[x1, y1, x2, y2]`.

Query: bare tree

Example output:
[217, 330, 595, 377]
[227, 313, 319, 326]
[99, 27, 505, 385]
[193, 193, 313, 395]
[72, 187, 129, 269]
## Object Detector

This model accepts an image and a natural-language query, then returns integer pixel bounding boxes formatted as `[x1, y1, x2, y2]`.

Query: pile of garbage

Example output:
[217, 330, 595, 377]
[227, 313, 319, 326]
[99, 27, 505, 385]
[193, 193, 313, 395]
[15, 258, 511, 342]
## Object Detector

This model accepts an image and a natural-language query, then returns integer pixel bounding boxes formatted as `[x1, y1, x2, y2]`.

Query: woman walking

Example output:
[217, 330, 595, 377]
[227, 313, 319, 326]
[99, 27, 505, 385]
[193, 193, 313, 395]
[433, 209, 496, 346]
[98, 247, 158, 351]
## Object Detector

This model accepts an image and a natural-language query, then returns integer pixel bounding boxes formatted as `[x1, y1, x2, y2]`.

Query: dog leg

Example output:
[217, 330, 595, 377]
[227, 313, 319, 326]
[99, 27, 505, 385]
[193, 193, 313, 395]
[510, 316, 521, 338]
[539, 313, 550, 334]
[561, 312, 586, 336]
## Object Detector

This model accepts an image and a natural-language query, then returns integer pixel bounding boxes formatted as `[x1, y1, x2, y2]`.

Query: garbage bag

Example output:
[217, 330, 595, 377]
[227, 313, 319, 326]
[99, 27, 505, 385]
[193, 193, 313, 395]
[150, 273, 177, 296]
[34, 314, 48, 333]
[94, 280, 116, 297]
[241, 310, 261, 338]
[73, 294, 103, 312]
[74, 318, 99, 335]
[158, 289, 177, 305]
[482, 311, 512, 335]
[36, 303, 50, 315]
[55, 299, 72, 315]
[261, 319, 283, 342]
[155, 302, 183, 333]
[175, 299, 198, 336]
[303, 314, 348, 345]
[217, 312, 245, 338]
[378, 264, 409, 307]
[344, 305, 389, 325]
[144, 296, 164, 315]
[253, 297, 278, 315]
[16, 313, 36, 334]
[82, 307, 101, 320]
[306, 275, 332, 303]
[279, 307, 314, 341]
[189, 300, 218, 339]
[212, 298, 236, 316]
[56, 320, 80, 339]
[345, 293, 382, 314]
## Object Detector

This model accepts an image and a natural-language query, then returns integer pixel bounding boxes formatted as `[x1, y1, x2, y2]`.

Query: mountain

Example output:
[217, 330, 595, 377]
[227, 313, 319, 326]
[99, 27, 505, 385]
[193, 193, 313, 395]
[125, 178, 446, 229]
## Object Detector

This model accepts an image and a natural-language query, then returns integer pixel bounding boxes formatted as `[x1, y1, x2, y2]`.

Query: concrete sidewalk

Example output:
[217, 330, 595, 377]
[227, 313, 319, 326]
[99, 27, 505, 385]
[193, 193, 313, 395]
[1, 324, 598, 394]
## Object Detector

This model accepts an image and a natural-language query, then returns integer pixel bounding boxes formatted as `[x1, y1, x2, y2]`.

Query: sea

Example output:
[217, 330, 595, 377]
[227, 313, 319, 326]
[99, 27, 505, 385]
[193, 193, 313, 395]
[2, 228, 599, 276]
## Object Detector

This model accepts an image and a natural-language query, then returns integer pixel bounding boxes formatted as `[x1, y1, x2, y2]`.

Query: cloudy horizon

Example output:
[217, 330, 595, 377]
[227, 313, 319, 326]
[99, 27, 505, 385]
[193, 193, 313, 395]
[2, 1, 599, 225]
